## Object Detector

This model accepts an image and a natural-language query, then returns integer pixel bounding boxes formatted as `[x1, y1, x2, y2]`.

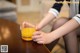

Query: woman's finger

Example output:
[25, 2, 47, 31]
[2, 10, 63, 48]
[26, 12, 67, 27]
[32, 35, 41, 39]
[21, 21, 26, 28]
[37, 41, 44, 44]
[33, 38, 43, 43]
[32, 37, 40, 42]
[21, 21, 35, 28]
[33, 31, 41, 35]
[36, 38, 42, 42]
[35, 26, 40, 31]
[25, 22, 35, 27]
[20, 21, 26, 30]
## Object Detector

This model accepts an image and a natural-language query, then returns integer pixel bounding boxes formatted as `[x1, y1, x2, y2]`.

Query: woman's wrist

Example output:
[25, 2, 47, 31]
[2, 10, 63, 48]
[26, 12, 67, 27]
[49, 31, 61, 41]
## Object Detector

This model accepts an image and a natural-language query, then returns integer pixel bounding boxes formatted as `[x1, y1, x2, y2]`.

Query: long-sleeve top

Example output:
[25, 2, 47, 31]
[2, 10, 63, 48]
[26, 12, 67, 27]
[49, 0, 80, 24]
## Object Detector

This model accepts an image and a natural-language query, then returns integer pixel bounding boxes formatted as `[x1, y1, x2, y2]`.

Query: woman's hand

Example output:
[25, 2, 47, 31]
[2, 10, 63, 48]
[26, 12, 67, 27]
[32, 31, 54, 44]
[21, 21, 35, 29]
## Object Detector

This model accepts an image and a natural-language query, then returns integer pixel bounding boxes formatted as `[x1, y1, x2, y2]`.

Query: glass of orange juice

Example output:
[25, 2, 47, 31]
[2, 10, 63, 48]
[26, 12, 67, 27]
[21, 27, 36, 41]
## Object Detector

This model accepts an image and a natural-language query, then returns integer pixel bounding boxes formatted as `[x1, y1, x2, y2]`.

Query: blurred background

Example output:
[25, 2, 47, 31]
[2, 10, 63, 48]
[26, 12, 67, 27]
[0, 0, 69, 53]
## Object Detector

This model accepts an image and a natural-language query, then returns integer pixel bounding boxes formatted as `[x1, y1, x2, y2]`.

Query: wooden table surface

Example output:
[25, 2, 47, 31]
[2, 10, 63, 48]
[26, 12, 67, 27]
[0, 19, 50, 53]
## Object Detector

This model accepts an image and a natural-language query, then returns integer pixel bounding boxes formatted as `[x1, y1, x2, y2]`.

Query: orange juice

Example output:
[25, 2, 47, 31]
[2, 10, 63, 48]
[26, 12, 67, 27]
[21, 28, 36, 41]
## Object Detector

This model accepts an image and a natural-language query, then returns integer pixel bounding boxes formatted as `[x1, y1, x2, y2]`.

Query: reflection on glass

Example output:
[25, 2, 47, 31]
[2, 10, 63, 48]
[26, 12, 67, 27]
[1, 27, 11, 39]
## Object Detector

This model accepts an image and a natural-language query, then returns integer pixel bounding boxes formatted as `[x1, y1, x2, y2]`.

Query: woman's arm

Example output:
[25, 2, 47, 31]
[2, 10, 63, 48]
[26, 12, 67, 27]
[32, 18, 80, 44]
[36, 0, 64, 30]
[50, 17, 80, 41]
[36, 13, 56, 30]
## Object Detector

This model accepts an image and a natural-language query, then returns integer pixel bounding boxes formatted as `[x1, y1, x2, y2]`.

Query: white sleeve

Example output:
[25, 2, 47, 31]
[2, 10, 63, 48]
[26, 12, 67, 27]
[48, 8, 59, 17]
[73, 14, 80, 24]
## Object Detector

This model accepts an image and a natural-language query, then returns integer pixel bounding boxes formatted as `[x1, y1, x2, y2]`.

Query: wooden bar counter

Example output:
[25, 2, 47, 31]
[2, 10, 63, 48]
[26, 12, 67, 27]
[0, 19, 50, 53]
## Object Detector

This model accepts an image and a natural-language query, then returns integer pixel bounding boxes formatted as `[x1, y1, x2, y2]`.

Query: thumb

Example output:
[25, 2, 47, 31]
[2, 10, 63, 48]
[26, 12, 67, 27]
[22, 21, 27, 28]
[20, 21, 26, 30]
